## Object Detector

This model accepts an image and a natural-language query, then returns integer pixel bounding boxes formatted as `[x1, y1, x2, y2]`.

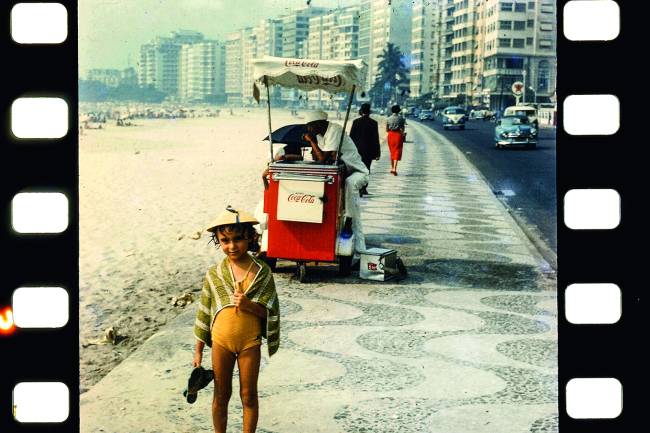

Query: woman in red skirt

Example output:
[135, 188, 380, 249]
[386, 105, 406, 175]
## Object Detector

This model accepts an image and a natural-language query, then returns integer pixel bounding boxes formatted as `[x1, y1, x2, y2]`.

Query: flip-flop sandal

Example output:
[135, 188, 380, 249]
[183, 367, 214, 404]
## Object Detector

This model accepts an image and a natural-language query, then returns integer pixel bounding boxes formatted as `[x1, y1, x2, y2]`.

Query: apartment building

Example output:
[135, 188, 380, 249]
[478, 0, 557, 109]
[448, 0, 483, 104]
[179, 41, 226, 102]
[225, 28, 251, 105]
[421, 0, 556, 109]
[410, 0, 443, 98]
[358, 0, 413, 91]
[138, 30, 204, 97]
[307, 7, 360, 107]
[438, 0, 456, 100]
[280, 7, 330, 103]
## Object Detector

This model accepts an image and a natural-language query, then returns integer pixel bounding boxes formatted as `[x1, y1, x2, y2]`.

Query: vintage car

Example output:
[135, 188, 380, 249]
[503, 105, 538, 126]
[418, 109, 434, 120]
[494, 115, 538, 149]
[441, 106, 467, 129]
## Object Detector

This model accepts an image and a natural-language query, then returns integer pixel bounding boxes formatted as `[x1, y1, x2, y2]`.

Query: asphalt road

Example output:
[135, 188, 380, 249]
[415, 117, 557, 254]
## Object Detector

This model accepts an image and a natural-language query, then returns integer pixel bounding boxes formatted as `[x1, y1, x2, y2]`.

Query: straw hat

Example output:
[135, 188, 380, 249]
[304, 110, 328, 123]
[206, 205, 259, 233]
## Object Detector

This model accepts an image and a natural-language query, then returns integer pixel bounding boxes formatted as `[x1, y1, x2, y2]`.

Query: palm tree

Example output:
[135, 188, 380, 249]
[370, 43, 410, 108]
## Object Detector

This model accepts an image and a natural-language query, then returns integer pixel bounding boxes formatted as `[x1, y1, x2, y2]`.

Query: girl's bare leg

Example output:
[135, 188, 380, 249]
[212, 344, 236, 433]
[237, 345, 261, 433]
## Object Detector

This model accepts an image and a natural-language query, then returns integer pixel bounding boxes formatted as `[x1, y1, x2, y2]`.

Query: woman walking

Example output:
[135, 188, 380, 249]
[386, 105, 406, 175]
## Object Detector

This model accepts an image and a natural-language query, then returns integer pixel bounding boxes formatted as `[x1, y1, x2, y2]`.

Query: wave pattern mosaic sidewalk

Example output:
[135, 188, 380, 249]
[81, 119, 557, 433]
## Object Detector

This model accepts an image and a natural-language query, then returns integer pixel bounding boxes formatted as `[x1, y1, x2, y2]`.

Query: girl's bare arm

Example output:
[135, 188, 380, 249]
[193, 340, 205, 367]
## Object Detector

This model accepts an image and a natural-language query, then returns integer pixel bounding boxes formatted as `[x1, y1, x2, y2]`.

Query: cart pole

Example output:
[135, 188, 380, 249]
[336, 85, 356, 163]
[264, 76, 273, 162]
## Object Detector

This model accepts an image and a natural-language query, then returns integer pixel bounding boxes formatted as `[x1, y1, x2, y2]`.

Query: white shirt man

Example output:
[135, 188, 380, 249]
[304, 111, 369, 254]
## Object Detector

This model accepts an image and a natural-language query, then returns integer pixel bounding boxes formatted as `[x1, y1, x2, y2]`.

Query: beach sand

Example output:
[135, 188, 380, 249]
[79, 108, 334, 391]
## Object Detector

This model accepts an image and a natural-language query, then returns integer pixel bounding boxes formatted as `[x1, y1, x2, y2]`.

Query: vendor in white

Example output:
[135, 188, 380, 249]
[303, 110, 369, 254]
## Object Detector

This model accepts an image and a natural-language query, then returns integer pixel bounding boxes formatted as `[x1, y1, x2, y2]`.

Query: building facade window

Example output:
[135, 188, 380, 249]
[513, 38, 525, 48]
[498, 38, 511, 47]
[514, 3, 526, 12]
[539, 39, 553, 49]
[540, 22, 553, 31]
[526, 37, 533, 45]
[528, 1, 535, 9]
[500, 2, 513, 12]
[537, 60, 550, 92]
[499, 20, 512, 30]
[514, 21, 526, 30]
[527, 19, 534, 27]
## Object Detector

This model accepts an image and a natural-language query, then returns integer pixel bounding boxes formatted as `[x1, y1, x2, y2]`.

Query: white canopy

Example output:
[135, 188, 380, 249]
[252, 56, 367, 94]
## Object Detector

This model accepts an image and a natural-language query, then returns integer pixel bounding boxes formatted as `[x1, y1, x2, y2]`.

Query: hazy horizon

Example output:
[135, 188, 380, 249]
[79, 0, 360, 77]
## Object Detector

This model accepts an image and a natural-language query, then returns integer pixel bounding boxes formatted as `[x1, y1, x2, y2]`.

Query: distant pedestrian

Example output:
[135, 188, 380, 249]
[386, 105, 407, 176]
[350, 103, 380, 196]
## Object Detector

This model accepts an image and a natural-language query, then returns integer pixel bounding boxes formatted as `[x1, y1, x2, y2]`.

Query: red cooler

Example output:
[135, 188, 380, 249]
[264, 162, 344, 262]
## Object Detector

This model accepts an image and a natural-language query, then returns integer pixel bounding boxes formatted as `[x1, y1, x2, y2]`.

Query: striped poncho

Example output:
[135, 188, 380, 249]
[194, 255, 280, 357]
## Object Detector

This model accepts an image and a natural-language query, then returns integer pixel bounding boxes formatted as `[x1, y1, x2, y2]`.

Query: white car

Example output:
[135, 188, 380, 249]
[442, 107, 467, 129]
[503, 105, 538, 126]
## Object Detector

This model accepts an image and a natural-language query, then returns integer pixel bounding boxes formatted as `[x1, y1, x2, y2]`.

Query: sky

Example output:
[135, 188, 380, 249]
[78, 0, 360, 77]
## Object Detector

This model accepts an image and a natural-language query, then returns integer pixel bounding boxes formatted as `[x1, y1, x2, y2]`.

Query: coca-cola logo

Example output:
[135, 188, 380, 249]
[295, 75, 343, 87]
[288, 193, 316, 204]
[285, 60, 320, 68]
[368, 263, 377, 271]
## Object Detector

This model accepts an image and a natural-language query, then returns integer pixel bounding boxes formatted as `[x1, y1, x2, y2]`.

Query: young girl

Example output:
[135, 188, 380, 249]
[193, 206, 280, 433]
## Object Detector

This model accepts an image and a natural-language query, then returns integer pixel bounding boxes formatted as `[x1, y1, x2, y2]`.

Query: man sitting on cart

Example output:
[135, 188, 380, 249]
[302, 110, 369, 255]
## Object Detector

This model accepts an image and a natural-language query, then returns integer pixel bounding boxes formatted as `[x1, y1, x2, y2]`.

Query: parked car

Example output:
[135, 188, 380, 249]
[494, 115, 538, 149]
[418, 109, 434, 120]
[441, 106, 467, 129]
[503, 105, 538, 126]
[469, 108, 491, 120]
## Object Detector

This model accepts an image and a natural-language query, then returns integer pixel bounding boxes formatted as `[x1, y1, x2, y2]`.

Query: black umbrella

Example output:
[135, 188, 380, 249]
[262, 124, 310, 148]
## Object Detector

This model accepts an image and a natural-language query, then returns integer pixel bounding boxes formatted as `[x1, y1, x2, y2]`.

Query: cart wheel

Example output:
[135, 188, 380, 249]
[338, 255, 352, 276]
[298, 264, 307, 283]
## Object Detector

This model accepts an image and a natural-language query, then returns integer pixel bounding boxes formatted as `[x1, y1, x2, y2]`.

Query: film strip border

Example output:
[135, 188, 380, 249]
[0, 0, 641, 431]
[1, 0, 79, 431]
[559, 0, 639, 431]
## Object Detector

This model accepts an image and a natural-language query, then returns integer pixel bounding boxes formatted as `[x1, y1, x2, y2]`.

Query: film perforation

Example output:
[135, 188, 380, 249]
[1, 0, 78, 431]
[558, 0, 633, 430]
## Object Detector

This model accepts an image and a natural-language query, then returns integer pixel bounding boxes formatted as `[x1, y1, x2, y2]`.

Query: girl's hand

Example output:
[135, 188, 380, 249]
[192, 351, 202, 368]
[233, 291, 250, 311]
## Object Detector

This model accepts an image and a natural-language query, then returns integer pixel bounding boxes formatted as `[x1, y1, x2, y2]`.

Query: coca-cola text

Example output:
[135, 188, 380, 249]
[288, 193, 316, 204]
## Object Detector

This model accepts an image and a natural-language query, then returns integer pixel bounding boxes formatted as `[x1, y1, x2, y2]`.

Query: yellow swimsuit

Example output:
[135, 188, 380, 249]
[211, 260, 262, 355]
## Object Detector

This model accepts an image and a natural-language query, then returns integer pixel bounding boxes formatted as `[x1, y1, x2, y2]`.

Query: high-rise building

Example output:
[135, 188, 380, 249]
[358, 0, 413, 91]
[307, 7, 360, 107]
[138, 30, 204, 97]
[410, 0, 443, 98]
[448, 0, 483, 104]
[280, 7, 330, 103]
[439, 0, 456, 101]
[251, 19, 284, 102]
[225, 28, 251, 105]
[179, 41, 226, 102]
[429, 0, 557, 109]
[479, 0, 557, 109]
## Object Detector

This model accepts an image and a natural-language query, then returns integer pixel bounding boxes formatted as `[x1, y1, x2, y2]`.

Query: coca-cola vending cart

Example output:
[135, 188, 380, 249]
[251, 56, 367, 282]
